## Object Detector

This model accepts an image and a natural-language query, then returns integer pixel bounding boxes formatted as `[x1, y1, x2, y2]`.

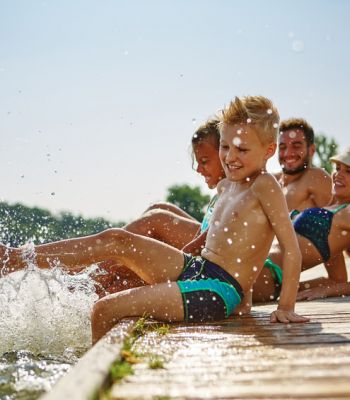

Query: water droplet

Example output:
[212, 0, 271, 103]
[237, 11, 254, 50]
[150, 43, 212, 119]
[253, 266, 258, 271]
[267, 109, 272, 115]
[227, 238, 233, 245]
[246, 118, 252, 123]
[288, 130, 297, 139]
[233, 137, 241, 146]
[236, 258, 241, 264]
[234, 272, 239, 277]
[192, 118, 197, 123]
[273, 123, 278, 128]
[214, 221, 219, 226]
[304, 283, 310, 289]
[292, 40, 304, 52]
[224, 227, 228, 232]
[251, 245, 255, 249]
[341, 230, 348, 236]
[212, 296, 217, 301]
[50, 192, 55, 196]
[243, 221, 248, 226]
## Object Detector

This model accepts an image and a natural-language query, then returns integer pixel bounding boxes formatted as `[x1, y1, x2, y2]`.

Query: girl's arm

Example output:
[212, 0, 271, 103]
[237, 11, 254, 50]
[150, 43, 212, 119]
[182, 230, 207, 255]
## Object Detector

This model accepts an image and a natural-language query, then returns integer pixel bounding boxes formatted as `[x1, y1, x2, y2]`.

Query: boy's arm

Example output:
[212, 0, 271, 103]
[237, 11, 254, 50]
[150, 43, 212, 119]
[182, 230, 207, 256]
[254, 174, 309, 323]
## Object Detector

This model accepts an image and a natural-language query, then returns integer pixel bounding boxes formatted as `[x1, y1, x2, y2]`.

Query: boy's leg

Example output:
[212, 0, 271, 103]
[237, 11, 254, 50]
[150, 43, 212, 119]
[91, 281, 184, 343]
[4, 229, 186, 284]
[124, 209, 199, 249]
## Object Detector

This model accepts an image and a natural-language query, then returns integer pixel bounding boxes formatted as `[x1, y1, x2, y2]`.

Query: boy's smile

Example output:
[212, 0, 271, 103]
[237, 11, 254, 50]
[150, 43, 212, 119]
[219, 124, 275, 183]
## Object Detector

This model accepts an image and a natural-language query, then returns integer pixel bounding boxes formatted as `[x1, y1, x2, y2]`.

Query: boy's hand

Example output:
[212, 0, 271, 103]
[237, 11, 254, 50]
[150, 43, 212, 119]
[270, 309, 310, 323]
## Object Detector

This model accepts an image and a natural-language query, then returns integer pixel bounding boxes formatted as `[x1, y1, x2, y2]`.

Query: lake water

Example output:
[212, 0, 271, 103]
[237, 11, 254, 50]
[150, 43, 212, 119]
[0, 258, 99, 399]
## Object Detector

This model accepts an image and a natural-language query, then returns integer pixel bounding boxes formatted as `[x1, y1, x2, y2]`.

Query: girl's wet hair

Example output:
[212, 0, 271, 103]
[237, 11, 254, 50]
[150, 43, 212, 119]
[191, 117, 220, 148]
[191, 117, 220, 167]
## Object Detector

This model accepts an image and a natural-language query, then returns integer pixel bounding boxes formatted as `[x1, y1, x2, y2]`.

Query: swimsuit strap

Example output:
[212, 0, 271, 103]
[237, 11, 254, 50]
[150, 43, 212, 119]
[290, 209, 300, 219]
[330, 203, 349, 214]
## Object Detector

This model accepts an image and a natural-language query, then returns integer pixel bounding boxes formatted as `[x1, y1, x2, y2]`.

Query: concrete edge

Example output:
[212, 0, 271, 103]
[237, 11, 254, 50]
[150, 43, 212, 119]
[40, 318, 137, 400]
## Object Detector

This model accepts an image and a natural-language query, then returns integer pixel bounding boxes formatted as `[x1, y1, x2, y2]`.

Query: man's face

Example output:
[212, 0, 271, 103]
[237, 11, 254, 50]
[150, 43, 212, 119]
[278, 129, 314, 175]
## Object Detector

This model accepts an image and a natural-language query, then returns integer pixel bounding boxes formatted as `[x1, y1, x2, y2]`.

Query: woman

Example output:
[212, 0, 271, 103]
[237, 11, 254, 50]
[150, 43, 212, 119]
[253, 147, 350, 302]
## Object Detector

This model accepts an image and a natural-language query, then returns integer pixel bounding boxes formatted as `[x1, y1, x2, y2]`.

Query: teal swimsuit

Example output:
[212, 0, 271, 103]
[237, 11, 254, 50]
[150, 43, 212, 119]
[200, 194, 218, 233]
[264, 203, 349, 299]
[291, 203, 349, 262]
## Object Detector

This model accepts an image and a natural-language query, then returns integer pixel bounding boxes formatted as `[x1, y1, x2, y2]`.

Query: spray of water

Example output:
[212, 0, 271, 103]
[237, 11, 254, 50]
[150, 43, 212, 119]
[0, 242, 99, 355]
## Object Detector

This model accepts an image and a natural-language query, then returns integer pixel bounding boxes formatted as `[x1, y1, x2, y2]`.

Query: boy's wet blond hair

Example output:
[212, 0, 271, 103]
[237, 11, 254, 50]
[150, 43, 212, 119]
[220, 96, 280, 144]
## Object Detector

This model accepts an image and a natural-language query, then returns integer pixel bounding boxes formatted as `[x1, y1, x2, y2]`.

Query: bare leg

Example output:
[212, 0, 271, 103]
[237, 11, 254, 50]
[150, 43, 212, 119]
[125, 209, 199, 249]
[145, 202, 197, 220]
[4, 229, 185, 284]
[91, 282, 184, 343]
[94, 261, 147, 298]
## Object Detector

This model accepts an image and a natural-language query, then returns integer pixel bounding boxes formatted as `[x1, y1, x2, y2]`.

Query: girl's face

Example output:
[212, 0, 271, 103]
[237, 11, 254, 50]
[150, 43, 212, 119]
[193, 138, 224, 189]
[332, 161, 350, 200]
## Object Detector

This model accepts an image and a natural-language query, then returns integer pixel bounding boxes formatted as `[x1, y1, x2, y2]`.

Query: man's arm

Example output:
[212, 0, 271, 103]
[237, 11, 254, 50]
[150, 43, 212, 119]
[307, 168, 333, 207]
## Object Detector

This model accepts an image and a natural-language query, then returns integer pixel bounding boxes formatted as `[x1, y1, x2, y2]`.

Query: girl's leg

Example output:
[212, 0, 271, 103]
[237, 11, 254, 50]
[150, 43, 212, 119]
[125, 209, 199, 249]
[94, 261, 147, 298]
[91, 281, 184, 343]
[5, 229, 185, 284]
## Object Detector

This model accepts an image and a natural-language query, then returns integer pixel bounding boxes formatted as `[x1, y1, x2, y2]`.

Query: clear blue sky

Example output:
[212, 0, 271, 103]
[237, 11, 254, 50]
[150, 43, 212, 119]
[1, 0, 350, 222]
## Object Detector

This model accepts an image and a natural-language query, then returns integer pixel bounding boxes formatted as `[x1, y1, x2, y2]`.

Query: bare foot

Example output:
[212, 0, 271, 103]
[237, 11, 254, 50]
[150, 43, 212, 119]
[0, 243, 23, 274]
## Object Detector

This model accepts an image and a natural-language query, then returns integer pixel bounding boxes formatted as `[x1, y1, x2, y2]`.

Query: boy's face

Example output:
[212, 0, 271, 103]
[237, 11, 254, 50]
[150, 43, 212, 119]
[219, 124, 275, 183]
[278, 129, 315, 175]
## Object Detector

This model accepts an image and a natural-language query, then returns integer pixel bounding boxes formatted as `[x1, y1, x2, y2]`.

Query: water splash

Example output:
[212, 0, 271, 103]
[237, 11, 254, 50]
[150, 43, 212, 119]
[0, 245, 99, 355]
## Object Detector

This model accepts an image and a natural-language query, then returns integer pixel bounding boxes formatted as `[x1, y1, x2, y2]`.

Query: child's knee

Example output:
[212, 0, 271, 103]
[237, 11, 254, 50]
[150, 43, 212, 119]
[97, 228, 129, 244]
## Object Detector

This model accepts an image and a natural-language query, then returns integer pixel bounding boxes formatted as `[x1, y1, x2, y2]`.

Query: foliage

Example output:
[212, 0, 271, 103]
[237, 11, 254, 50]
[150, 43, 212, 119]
[314, 133, 338, 174]
[0, 201, 124, 247]
[165, 184, 210, 222]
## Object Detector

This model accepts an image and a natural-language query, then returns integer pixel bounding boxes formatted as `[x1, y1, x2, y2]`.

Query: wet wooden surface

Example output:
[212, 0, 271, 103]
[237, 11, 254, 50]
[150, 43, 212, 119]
[110, 297, 350, 399]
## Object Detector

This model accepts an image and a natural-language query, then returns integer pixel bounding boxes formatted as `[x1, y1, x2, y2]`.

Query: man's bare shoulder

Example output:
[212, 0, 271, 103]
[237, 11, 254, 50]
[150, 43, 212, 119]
[303, 166, 331, 181]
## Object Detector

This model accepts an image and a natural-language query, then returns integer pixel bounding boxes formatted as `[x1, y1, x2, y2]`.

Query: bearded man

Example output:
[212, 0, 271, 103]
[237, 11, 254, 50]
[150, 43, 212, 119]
[275, 118, 332, 211]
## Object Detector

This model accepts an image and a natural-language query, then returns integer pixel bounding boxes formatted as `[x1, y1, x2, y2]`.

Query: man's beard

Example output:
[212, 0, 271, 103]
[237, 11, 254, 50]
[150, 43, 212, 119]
[280, 154, 310, 175]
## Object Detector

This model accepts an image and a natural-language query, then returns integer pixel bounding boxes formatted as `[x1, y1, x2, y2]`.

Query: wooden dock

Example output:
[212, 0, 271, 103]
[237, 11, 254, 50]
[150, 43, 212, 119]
[108, 297, 350, 399]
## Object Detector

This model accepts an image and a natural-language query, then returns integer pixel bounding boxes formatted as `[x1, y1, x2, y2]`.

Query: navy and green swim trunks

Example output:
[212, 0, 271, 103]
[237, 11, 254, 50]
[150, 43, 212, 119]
[177, 254, 244, 322]
[264, 257, 283, 300]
